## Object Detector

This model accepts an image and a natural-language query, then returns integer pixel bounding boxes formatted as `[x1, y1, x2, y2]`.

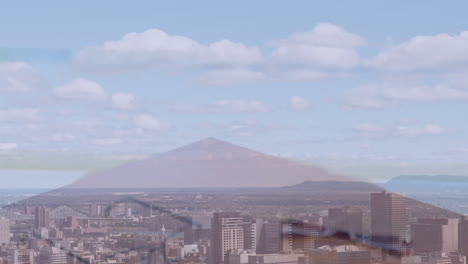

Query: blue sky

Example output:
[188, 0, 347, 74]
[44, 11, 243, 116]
[1, 1, 468, 185]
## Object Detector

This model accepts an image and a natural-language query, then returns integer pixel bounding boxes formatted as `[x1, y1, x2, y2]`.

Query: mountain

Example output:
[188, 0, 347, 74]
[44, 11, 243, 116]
[67, 137, 349, 189]
[381, 175, 468, 193]
[283, 180, 383, 193]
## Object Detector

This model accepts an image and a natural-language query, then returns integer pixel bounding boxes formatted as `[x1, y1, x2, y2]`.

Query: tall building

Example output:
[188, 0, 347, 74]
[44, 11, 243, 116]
[328, 207, 364, 241]
[147, 242, 166, 264]
[459, 216, 468, 257]
[9, 246, 35, 264]
[211, 212, 244, 264]
[184, 214, 212, 245]
[259, 222, 281, 254]
[89, 204, 102, 217]
[282, 220, 320, 252]
[243, 216, 263, 251]
[411, 218, 458, 255]
[0, 218, 10, 245]
[370, 191, 407, 254]
[34, 207, 50, 229]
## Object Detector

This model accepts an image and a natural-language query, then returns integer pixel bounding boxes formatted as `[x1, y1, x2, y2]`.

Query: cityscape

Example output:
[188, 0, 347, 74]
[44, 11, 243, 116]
[0, 139, 466, 264]
[1, 1, 468, 264]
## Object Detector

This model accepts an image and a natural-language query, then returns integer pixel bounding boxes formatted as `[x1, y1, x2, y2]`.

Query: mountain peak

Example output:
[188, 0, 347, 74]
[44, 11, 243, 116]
[68, 138, 348, 189]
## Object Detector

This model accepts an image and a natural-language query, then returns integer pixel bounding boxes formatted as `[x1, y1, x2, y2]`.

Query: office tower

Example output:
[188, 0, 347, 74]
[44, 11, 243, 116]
[142, 202, 153, 217]
[211, 212, 244, 264]
[110, 203, 126, 217]
[259, 222, 281, 254]
[370, 191, 407, 254]
[281, 222, 294, 252]
[247, 253, 302, 264]
[411, 218, 458, 255]
[147, 242, 166, 264]
[307, 245, 371, 264]
[0, 218, 10, 245]
[282, 220, 320, 252]
[89, 204, 102, 217]
[9, 246, 35, 264]
[328, 207, 364, 241]
[243, 216, 263, 251]
[459, 216, 468, 256]
[34, 207, 50, 229]
[125, 206, 132, 217]
[37, 247, 66, 264]
[184, 214, 212, 245]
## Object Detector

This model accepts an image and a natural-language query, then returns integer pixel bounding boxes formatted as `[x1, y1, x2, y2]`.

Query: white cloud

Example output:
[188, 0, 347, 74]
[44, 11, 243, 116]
[198, 69, 266, 85]
[175, 100, 269, 113]
[367, 31, 468, 72]
[75, 24, 365, 85]
[54, 79, 107, 101]
[345, 82, 468, 109]
[395, 124, 452, 137]
[133, 114, 165, 131]
[0, 143, 17, 151]
[76, 29, 263, 71]
[289, 96, 310, 111]
[0, 108, 41, 122]
[0, 62, 45, 92]
[354, 123, 452, 138]
[269, 23, 365, 69]
[92, 137, 123, 145]
[111, 93, 136, 110]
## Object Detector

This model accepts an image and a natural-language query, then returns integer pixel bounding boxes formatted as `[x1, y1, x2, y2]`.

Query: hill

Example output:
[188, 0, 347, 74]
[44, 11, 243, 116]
[67, 138, 348, 189]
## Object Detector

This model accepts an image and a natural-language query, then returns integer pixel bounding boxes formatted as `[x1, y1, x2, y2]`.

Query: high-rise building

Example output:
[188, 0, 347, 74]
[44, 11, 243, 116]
[282, 220, 319, 252]
[259, 222, 281, 254]
[370, 191, 407, 254]
[34, 207, 50, 229]
[89, 204, 102, 217]
[147, 242, 166, 264]
[9, 246, 35, 264]
[411, 218, 458, 255]
[184, 214, 212, 245]
[328, 207, 364, 241]
[211, 212, 244, 264]
[458, 216, 468, 256]
[0, 218, 10, 245]
[243, 216, 263, 251]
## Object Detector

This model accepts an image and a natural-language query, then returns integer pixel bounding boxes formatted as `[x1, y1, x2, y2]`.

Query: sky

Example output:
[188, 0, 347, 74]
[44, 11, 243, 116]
[1, 1, 468, 186]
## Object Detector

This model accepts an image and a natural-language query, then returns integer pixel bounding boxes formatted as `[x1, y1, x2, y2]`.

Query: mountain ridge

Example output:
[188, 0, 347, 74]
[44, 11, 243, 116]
[67, 138, 349, 189]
